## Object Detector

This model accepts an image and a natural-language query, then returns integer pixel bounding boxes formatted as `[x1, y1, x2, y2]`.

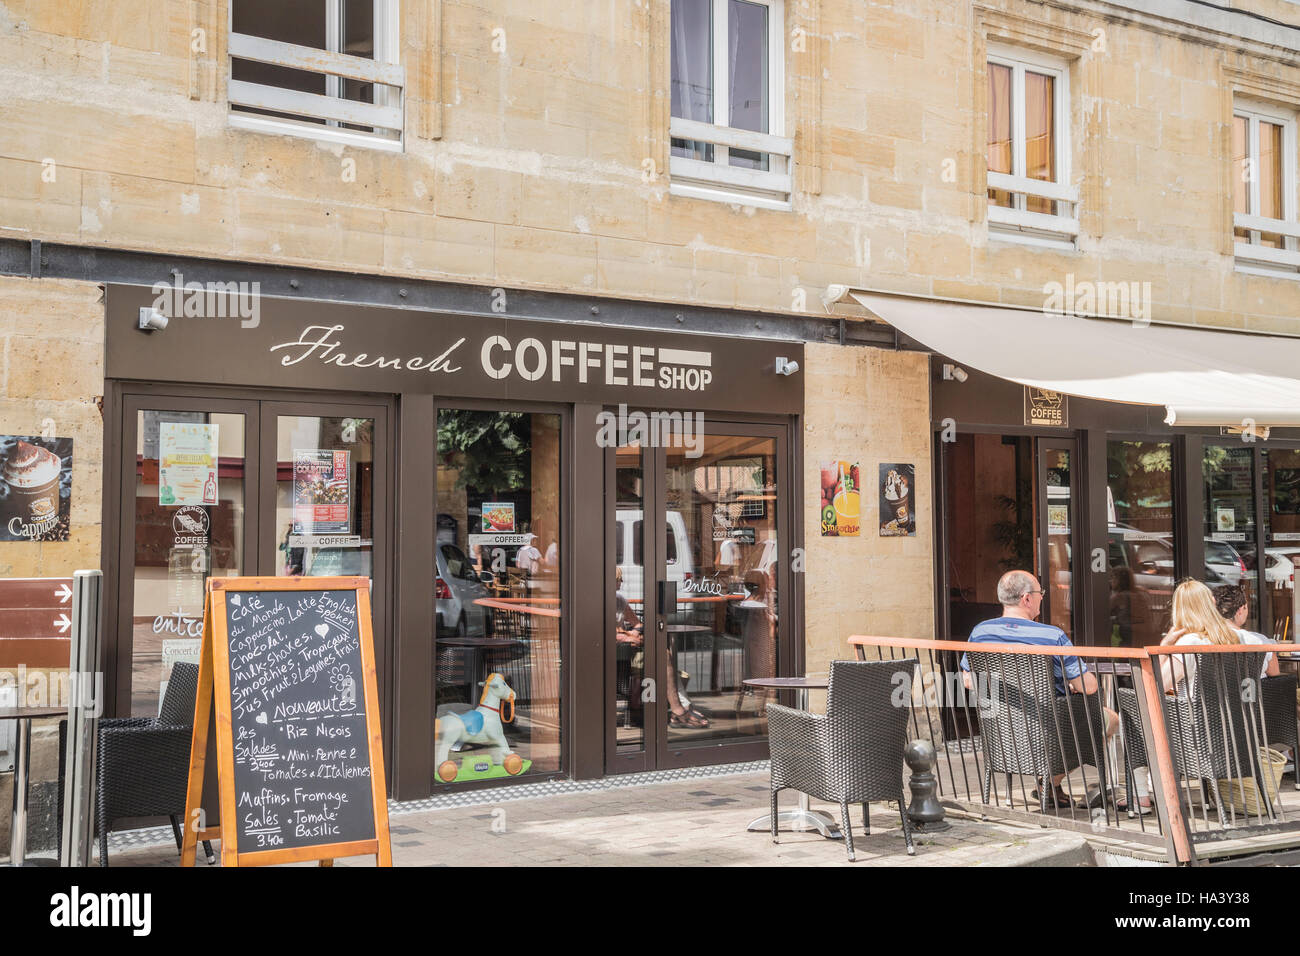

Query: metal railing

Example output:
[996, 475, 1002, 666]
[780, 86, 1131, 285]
[849, 635, 1300, 864]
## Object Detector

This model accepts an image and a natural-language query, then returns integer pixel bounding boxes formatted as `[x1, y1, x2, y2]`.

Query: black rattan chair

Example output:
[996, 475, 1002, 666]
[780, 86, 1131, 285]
[766, 658, 919, 861]
[965, 651, 1109, 815]
[1261, 673, 1299, 790]
[1118, 651, 1275, 823]
[94, 662, 214, 866]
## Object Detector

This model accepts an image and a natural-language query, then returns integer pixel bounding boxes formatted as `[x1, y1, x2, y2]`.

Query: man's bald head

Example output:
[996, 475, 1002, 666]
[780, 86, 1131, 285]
[997, 570, 1040, 607]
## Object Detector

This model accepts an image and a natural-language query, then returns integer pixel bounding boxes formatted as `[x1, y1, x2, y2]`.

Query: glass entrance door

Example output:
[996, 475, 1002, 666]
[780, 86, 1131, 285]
[115, 392, 390, 719]
[607, 422, 786, 773]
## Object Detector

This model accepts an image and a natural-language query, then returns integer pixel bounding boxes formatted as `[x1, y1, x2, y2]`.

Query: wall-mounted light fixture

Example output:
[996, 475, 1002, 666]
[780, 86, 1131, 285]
[138, 307, 168, 332]
[941, 363, 968, 383]
[775, 357, 799, 376]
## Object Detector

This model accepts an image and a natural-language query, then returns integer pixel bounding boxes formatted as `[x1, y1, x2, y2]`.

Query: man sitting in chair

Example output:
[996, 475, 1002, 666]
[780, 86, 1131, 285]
[961, 569, 1119, 808]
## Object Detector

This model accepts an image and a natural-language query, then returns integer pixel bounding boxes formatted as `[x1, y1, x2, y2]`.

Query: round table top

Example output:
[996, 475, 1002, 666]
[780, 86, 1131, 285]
[742, 676, 828, 690]
[665, 624, 711, 634]
[0, 705, 68, 720]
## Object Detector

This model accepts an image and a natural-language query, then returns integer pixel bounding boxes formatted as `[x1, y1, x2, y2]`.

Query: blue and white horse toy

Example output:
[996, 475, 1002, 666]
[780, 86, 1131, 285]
[435, 672, 522, 782]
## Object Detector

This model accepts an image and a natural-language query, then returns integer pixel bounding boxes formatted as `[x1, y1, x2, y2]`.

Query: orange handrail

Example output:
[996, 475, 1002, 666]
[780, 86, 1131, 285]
[848, 634, 1150, 659]
[472, 597, 562, 618]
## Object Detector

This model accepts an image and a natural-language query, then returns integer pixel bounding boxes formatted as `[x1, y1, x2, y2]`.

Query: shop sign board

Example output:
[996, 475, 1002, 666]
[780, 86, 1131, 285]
[0, 576, 74, 668]
[182, 576, 391, 867]
[1024, 387, 1069, 428]
[106, 286, 804, 416]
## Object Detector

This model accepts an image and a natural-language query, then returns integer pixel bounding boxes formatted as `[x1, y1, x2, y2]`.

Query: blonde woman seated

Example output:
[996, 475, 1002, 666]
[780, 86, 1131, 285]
[1159, 579, 1272, 695]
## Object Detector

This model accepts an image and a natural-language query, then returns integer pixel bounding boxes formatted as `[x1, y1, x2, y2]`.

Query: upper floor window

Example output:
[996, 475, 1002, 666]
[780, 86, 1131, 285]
[229, 0, 404, 151]
[669, 0, 791, 210]
[986, 47, 1077, 248]
[1232, 98, 1299, 275]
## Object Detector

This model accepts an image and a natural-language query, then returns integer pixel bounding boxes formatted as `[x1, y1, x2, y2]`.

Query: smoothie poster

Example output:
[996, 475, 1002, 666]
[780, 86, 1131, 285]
[880, 463, 916, 537]
[819, 461, 860, 537]
[0, 436, 72, 542]
[159, 422, 218, 507]
[292, 449, 351, 534]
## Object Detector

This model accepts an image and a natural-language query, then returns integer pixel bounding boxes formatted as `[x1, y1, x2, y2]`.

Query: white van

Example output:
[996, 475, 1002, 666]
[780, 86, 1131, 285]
[615, 509, 694, 602]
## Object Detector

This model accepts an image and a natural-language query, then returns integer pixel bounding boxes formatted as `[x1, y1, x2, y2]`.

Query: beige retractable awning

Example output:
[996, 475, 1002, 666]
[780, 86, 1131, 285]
[848, 290, 1300, 428]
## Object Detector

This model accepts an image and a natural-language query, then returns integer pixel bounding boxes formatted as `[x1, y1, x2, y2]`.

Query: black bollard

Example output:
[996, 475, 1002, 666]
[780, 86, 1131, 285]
[905, 739, 950, 831]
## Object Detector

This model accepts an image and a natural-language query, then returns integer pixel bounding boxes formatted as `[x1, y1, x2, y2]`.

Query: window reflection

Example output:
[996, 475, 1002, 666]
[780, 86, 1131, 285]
[433, 410, 561, 784]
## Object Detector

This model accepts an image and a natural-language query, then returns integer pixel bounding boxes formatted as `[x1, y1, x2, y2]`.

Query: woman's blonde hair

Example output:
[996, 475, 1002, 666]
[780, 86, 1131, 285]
[1170, 579, 1240, 645]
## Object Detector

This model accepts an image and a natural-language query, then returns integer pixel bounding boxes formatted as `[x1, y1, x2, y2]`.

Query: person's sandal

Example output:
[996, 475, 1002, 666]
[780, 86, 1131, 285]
[1030, 782, 1075, 809]
[687, 708, 711, 728]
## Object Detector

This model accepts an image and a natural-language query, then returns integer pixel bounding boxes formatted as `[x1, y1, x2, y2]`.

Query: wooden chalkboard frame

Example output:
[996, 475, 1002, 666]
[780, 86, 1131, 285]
[180, 576, 392, 867]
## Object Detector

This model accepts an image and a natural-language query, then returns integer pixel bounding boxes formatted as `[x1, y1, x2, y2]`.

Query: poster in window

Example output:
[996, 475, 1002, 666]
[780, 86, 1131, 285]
[0, 436, 72, 541]
[880, 463, 916, 537]
[481, 501, 516, 533]
[293, 449, 351, 534]
[158, 422, 218, 507]
[819, 461, 860, 537]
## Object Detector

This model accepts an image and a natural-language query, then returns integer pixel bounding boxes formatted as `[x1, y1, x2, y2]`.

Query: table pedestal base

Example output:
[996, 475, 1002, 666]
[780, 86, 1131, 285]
[747, 808, 842, 839]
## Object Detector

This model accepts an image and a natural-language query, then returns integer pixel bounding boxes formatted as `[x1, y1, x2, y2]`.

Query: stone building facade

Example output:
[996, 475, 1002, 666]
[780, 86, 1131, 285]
[0, 0, 1298, 812]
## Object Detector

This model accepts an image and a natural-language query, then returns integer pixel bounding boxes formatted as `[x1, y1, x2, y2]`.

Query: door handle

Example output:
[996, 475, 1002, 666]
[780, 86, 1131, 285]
[657, 620, 665, 632]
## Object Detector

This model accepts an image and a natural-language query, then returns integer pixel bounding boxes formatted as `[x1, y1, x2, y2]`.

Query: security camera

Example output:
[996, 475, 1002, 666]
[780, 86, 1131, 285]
[942, 363, 968, 383]
[775, 357, 799, 376]
[138, 307, 169, 332]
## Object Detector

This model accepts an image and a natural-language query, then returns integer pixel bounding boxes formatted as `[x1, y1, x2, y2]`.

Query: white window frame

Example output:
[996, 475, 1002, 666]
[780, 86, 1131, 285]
[228, 0, 405, 152]
[1232, 97, 1300, 277]
[668, 0, 792, 210]
[985, 45, 1077, 249]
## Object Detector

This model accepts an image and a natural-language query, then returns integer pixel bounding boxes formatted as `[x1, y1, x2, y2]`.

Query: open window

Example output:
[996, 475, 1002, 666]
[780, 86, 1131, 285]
[1232, 97, 1300, 276]
[229, 0, 404, 151]
[669, 0, 791, 210]
[986, 46, 1077, 248]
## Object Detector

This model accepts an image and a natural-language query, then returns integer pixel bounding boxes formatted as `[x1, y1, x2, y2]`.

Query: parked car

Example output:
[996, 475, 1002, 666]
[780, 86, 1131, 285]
[436, 543, 493, 637]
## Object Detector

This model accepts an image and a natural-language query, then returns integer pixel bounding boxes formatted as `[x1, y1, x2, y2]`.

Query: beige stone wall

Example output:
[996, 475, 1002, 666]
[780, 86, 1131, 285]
[0, 0, 1297, 332]
[802, 343, 933, 675]
[0, 277, 103, 578]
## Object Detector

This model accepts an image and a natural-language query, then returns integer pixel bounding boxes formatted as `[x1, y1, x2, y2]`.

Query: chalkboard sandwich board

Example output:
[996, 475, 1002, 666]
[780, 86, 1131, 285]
[181, 576, 392, 867]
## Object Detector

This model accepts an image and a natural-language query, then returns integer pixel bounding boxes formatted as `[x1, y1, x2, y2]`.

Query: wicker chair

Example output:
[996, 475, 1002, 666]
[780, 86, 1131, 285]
[965, 651, 1109, 815]
[1261, 673, 1300, 790]
[94, 662, 214, 866]
[1118, 651, 1276, 823]
[766, 658, 918, 861]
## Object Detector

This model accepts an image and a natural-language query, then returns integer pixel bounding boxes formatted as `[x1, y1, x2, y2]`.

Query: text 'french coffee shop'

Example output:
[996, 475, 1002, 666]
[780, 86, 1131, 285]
[101, 284, 804, 799]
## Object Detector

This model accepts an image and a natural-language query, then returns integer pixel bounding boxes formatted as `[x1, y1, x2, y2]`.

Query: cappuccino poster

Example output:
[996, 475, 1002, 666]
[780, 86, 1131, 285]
[0, 436, 72, 542]
[880, 463, 916, 537]
[819, 461, 860, 537]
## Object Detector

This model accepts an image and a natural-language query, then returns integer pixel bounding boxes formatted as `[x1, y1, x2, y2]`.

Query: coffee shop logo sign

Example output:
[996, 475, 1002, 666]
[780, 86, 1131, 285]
[268, 325, 716, 394]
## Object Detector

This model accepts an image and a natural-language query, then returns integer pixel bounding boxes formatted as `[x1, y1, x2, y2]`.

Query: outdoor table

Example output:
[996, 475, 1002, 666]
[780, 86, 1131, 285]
[1, 704, 66, 866]
[743, 676, 841, 840]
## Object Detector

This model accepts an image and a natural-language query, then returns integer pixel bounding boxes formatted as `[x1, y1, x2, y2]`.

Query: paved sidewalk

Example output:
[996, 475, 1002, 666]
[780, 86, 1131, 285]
[101, 770, 1092, 867]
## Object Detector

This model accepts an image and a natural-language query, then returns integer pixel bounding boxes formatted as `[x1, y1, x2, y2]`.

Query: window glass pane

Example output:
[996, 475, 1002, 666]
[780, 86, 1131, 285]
[1107, 440, 1174, 647]
[1203, 445, 1258, 632]
[1233, 115, 1250, 218]
[986, 63, 1013, 208]
[727, 0, 770, 170]
[614, 445, 646, 754]
[434, 410, 561, 784]
[664, 434, 778, 746]
[1024, 70, 1056, 214]
[671, 0, 714, 162]
[1264, 448, 1300, 640]
[1259, 120, 1285, 222]
[276, 416, 374, 580]
[1045, 448, 1073, 637]
[132, 412, 244, 716]
[231, 0, 329, 99]
[341, 0, 377, 104]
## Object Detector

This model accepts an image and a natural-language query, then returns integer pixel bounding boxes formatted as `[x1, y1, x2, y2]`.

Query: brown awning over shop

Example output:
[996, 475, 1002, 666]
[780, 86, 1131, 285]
[848, 290, 1300, 428]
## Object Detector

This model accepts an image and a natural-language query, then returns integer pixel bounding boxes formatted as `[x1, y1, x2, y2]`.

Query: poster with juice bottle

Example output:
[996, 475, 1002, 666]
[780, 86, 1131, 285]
[819, 461, 860, 536]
